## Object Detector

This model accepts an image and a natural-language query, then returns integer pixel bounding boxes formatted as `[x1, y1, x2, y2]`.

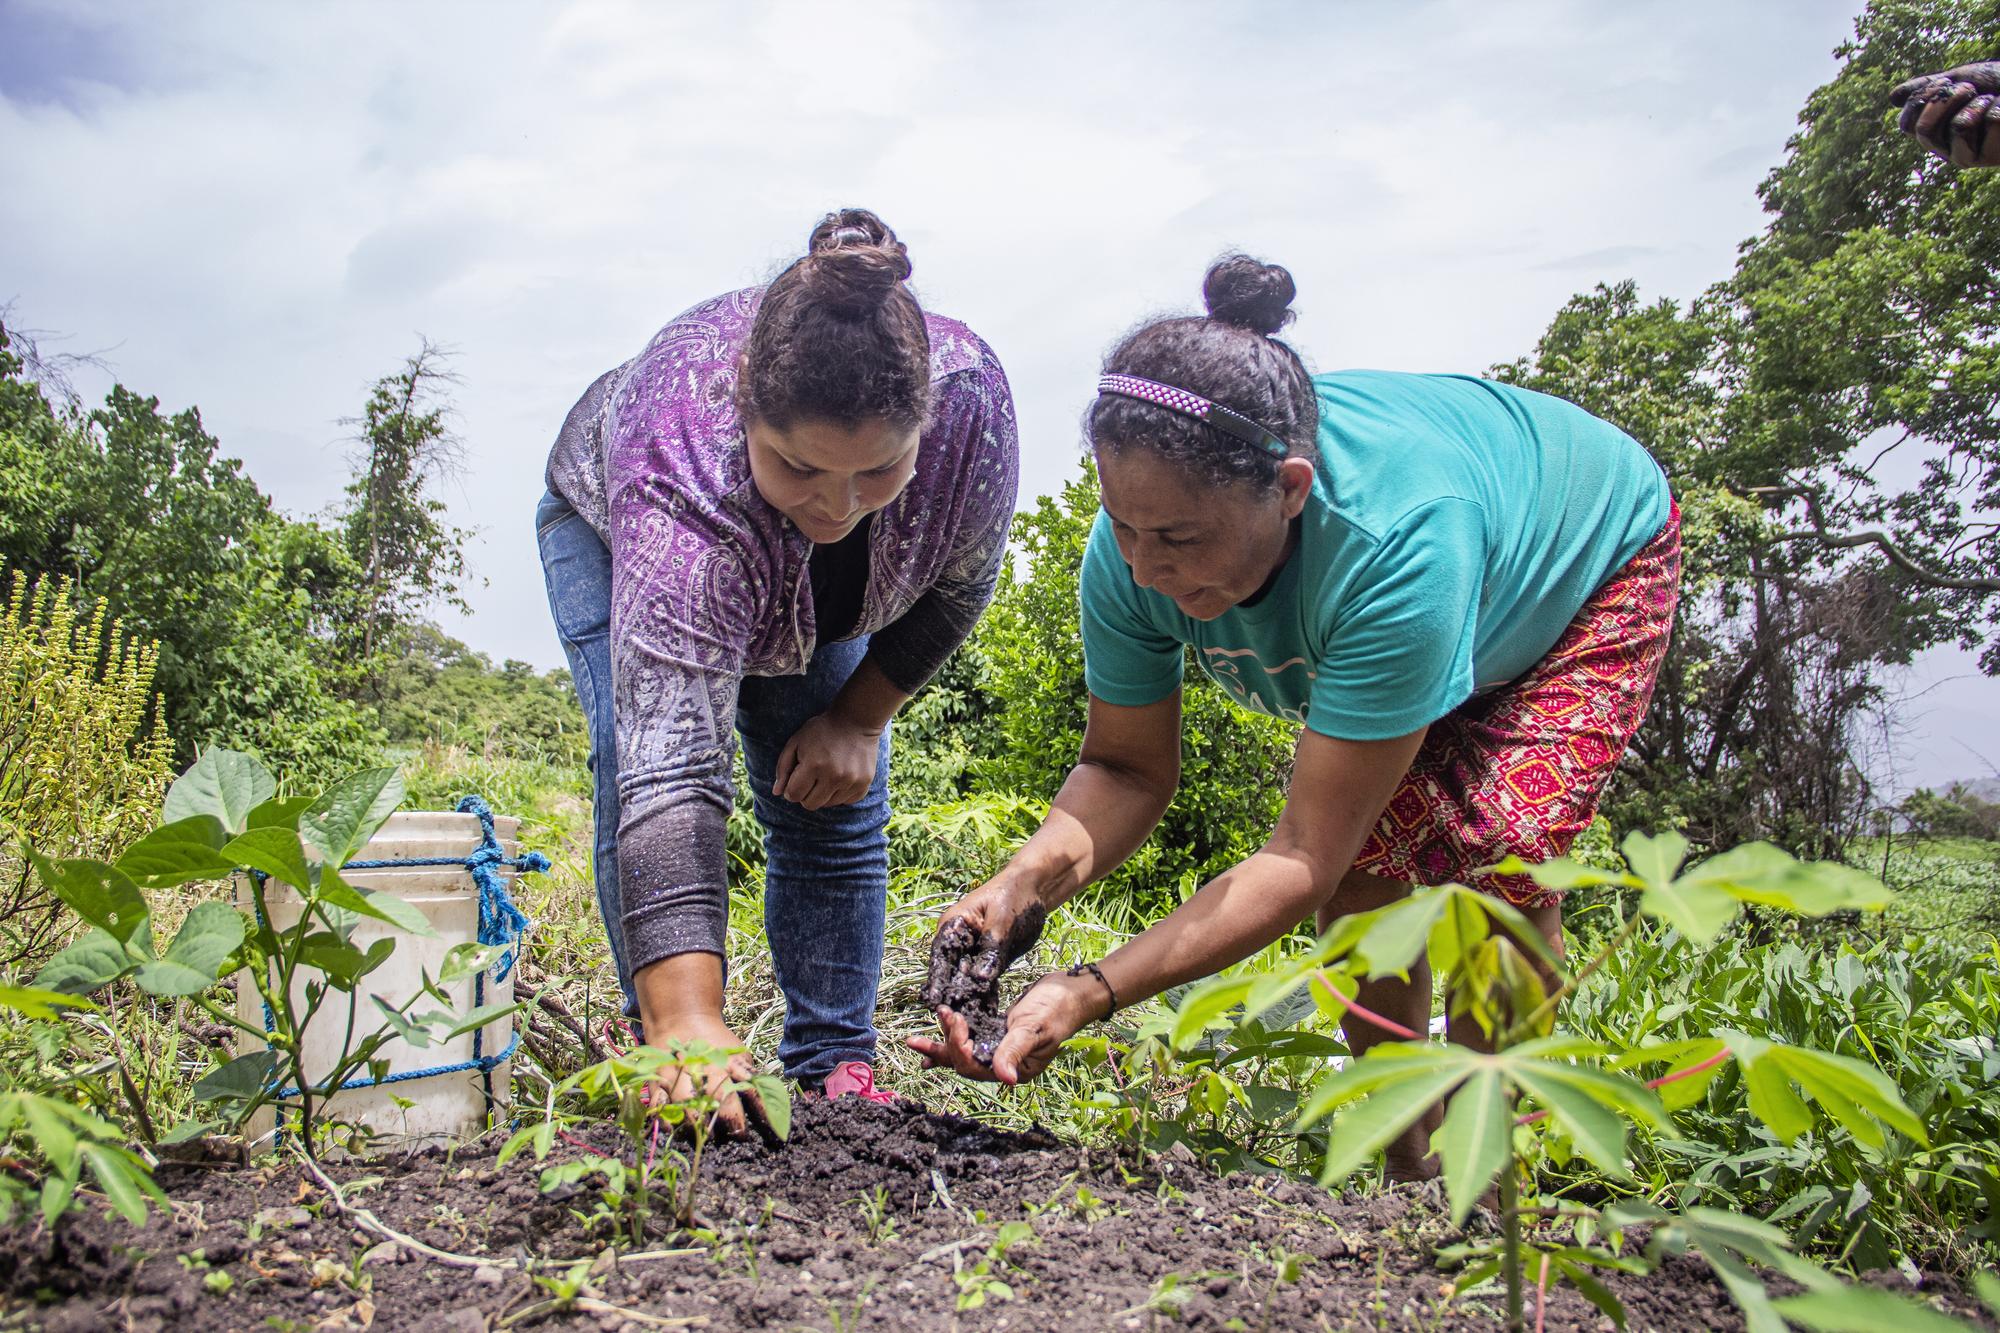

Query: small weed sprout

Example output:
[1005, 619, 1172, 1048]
[856, 1184, 899, 1245]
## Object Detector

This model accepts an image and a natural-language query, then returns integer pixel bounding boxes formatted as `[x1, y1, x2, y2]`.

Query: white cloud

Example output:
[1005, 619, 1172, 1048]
[21, 0, 1975, 787]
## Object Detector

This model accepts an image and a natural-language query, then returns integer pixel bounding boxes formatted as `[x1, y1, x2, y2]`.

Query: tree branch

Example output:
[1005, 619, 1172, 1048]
[1749, 485, 2000, 593]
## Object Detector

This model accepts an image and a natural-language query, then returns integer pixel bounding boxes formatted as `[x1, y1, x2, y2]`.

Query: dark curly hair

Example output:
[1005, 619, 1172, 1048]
[1089, 254, 1317, 490]
[737, 208, 932, 432]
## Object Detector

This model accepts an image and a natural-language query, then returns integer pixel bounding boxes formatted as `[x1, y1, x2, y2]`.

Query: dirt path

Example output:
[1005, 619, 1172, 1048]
[0, 1097, 1961, 1331]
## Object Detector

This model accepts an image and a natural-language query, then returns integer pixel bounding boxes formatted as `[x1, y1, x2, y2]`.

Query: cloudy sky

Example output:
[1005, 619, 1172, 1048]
[3, 0, 1993, 792]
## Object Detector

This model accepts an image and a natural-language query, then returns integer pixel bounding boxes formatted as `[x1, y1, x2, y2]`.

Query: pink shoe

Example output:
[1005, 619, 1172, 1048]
[822, 1060, 896, 1104]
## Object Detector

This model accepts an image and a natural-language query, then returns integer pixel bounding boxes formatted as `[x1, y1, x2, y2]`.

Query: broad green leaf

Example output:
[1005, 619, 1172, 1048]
[163, 749, 276, 834]
[33, 930, 133, 996]
[371, 995, 439, 1048]
[192, 1049, 280, 1103]
[1427, 889, 1491, 981]
[27, 848, 149, 944]
[437, 942, 499, 985]
[1296, 1041, 1449, 1126]
[115, 816, 237, 890]
[1777, 1045, 1928, 1146]
[298, 768, 404, 866]
[442, 1002, 520, 1041]
[1169, 976, 1253, 1049]
[1509, 1063, 1644, 1177]
[1316, 1060, 1475, 1189]
[751, 1073, 793, 1140]
[1611, 1038, 1727, 1112]
[135, 902, 246, 998]
[21, 1095, 79, 1168]
[318, 869, 435, 937]
[1773, 1286, 1972, 1333]
[1635, 873, 1739, 943]
[1552, 1257, 1627, 1330]
[41, 1174, 77, 1227]
[80, 1144, 156, 1225]
[0, 984, 96, 1019]
[158, 1119, 216, 1146]
[1621, 830, 1690, 890]
[245, 795, 315, 831]
[1353, 890, 1450, 978]
[1974, 1272, 2000, 1319]
[1433, 1064, 1510, 1225]
[1688, 845, 1891, 918]
[1487, 853, 1642, 893]
[223, 825, 317, 894]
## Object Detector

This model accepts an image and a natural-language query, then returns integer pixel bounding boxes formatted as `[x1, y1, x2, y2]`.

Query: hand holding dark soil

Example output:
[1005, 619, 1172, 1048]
[916, 882, 1047, 1064]
[911, 969, 1105, 1086]
[1891, 62, 2000, 166]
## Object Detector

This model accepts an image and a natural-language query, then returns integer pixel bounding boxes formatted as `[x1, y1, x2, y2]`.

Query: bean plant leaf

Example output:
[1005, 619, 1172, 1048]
[115, 816, 238, 890]
[245, 795, 314, 831]
[1684, 844, 1891, 918]
[1433, 1063, 1510, 1225]
[192, 1049, 280, 1103]
[298, 768, 404, 866]
[318, 869, 436, 937]
[135, 903, 246, 998]
[158, 1119, 217, 1146]
[442, 1002, 519, 1041]
[0, 983, 96, 1019]
[222, 826, 317, 894]
[26, 849, 149, 944]
[751, 1073, 793, 1140]
[33, 930, 133, 995]
[162, 749, 276, 834]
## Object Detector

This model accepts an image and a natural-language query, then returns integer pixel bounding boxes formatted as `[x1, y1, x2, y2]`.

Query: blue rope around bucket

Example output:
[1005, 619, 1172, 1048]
[254, 795, 547, 1108]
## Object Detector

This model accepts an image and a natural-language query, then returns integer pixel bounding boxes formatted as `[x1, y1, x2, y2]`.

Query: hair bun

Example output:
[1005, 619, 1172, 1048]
[1202, 254, 1297, 335]
[804, 208, 912, 315]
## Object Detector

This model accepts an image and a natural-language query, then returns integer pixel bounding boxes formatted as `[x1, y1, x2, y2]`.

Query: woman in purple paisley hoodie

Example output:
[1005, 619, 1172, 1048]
[536, 209, 1018, 1129]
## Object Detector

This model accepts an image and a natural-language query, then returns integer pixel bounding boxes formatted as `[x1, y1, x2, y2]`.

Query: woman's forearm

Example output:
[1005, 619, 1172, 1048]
[1094, 845, 1326, 1010]
[991, 758, 1175, 911]
[828, 654, 912, 732]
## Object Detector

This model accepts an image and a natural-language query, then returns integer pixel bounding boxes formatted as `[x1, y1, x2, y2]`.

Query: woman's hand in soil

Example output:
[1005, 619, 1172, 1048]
[1891, 63, 2000, 165]
[910, 971, 1101, 1085]
[920, 880, 1048, 1011]
[772, 710, 882, 810]
[643, 1014, 771, 1138]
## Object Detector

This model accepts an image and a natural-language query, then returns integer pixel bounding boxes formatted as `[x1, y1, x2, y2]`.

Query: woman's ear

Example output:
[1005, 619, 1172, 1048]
[1276, 457, 1316, 519]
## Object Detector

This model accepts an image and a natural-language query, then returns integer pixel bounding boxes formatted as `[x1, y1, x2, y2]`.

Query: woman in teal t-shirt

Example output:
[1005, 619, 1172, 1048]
[912, 255, 1679, 1181]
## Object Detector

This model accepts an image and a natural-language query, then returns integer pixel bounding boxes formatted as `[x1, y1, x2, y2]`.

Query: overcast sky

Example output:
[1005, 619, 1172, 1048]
[4, 0, 1993, 793]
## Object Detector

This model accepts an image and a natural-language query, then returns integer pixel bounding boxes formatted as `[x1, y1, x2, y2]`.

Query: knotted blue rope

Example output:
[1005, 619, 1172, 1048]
[252, 794, 546, 1109]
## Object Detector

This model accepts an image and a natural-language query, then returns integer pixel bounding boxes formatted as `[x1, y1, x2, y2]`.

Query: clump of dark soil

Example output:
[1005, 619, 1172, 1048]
[919, 907, 1045, 1064]
[1, 1096, 1986, 1332]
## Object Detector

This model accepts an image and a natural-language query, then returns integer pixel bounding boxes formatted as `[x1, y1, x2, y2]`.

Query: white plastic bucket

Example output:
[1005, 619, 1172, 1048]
[233, 810, 525, 1145]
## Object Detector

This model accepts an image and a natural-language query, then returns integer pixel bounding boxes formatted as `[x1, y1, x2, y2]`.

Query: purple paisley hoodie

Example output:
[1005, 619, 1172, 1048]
[545, 289, 1019, 971]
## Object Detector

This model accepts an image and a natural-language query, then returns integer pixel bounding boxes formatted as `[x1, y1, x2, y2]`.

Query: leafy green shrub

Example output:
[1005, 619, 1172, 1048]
[1149, 834, 1966, 1331]
[0, 572, 173, 968]
[1564, 923, 2000, 1275]
[0, 983, 164, 1226]
[32, 748, 514, 1156]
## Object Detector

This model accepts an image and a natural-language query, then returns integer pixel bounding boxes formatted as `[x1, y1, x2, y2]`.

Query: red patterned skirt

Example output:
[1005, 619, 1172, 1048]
[1351, 502, 1682, 907]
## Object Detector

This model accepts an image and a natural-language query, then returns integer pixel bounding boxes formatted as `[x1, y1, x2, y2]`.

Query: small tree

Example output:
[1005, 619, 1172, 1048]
[340, 343, 473, 667]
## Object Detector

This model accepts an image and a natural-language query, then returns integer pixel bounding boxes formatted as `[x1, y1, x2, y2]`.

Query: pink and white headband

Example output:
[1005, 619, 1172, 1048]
[1096, 373, 1288, 458]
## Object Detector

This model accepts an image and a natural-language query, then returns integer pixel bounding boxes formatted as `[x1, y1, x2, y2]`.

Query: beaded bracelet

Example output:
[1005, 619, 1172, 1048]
[1066, 960, 1120, 1018]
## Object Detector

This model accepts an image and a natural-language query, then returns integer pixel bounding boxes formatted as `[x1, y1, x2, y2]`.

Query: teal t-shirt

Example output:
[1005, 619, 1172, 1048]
[1080, 370, 1672, 740]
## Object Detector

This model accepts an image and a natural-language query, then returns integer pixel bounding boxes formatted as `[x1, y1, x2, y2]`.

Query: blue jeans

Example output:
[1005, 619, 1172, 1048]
[535, 489, 891, 1083]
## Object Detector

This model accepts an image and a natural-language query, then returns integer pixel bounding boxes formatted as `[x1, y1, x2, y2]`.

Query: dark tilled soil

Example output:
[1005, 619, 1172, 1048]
[0, 1097, 1983, 1332]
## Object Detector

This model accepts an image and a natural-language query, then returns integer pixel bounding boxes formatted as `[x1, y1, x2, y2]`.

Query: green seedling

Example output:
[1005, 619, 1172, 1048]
[856, 1184, 899, 1245]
